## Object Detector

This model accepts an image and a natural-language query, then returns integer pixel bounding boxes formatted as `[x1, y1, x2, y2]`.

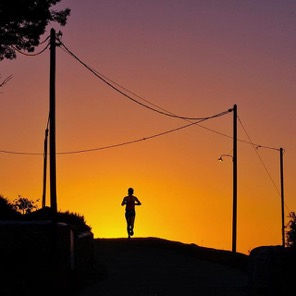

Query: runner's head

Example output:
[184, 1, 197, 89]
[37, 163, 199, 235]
[128, 187, 134, 195]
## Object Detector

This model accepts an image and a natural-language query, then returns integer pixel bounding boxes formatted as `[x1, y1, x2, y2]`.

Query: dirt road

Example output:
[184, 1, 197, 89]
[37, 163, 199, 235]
[81, 238, 248, 296]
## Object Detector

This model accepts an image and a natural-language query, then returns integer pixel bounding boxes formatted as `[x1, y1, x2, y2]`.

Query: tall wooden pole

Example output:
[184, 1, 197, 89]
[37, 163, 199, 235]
[42, 127, 49, 208]
[232, 104, 238, 253]
[49, 28, 57, 214]
[280, 147, 285, 247]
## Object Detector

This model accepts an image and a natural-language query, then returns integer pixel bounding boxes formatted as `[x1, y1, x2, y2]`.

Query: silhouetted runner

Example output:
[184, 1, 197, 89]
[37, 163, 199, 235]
[121, 188, 141, 238]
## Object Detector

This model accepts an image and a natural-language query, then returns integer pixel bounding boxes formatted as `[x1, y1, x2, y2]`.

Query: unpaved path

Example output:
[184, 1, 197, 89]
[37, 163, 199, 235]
[81, 238, 248, 296]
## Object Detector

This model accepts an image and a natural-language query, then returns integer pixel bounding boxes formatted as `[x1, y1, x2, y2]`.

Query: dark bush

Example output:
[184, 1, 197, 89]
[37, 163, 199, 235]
[0, 195, 21, 220]
[286, 212, 296, 249]
[27, 206, 91, 234]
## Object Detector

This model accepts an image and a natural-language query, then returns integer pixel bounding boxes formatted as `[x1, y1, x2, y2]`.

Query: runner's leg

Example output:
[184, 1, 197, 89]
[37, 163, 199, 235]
[125, 213, 131, 238]
[130, 215, 135, 236]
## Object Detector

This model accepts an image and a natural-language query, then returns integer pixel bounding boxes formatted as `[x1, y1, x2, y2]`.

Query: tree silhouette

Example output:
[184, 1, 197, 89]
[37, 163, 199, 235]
[12, 196, 39, 215]
[0, 195, 21, 219]
[286, 212, 296, 249]
[0, 0, 70, 60]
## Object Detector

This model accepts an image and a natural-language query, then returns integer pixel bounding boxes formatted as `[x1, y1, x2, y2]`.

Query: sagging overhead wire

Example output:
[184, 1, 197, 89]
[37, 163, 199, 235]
[2, 36, 233, 156]
[59, 42, 235, 139]
[60, 41, 256, 145]
[59, 41, 273, 147]
[59, 41, 229, 121]
[238, 115, 280, 194]
[3, 40, 282, 163]
[0, 109, 231, 156]
[0, 75, 13, 88]
[238, 115, 290, 211]
[59, 42, 235, 137]
[0, 149, 42, 156]
[58, 121, 201, 155]
[11, 36, 50, 57]
[59, 42, 252, 148]
[238, 115, 281, 154]
[58, 110, 231, 155]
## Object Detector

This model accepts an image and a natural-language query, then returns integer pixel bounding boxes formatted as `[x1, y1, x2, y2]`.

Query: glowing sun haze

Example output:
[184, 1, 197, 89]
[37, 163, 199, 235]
[1, 0, 296, 254]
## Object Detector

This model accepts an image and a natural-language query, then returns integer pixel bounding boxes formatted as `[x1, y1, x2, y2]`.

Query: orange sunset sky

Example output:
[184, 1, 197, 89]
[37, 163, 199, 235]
[1, 0, 295, 254]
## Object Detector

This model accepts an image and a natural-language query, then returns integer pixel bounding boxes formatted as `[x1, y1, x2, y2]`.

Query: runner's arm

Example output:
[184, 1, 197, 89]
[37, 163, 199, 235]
[134, 197, 141, 205]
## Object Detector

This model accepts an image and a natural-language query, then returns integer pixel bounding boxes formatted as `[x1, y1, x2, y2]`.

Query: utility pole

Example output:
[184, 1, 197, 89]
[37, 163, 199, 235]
[232, 104, 238, 253]
[49, 28, 57, 215]
[42, 127, 49, 208]
[280, 147, 285, 247]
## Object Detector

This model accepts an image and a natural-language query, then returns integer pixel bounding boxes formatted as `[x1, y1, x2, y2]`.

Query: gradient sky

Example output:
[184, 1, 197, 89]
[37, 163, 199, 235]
[1, 0, 295, 254]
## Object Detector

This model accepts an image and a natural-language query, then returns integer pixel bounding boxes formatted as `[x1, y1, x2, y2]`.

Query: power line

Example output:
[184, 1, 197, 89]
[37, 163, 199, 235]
[2, 41, 284, 163]
[58, 122, 200, 155]
[59, 42, 230, 121]
[59, 43, 238, 140]
[39, 35, 51, 45]
[238, 117, 280, 195]
[59, 41, 283, 149]
[0, 110, 231, 156]
[88, 61, 240, 141]
[59, 111, 231, 154]
[11, 39, 50, 57]
[91, 68, 175, 118]
[59, 41, 249, 144]
[238, 116, 280, 193]
[238, 116, 290, 212]
[0, 149, 42, 156]
[0, 75, 13, 88]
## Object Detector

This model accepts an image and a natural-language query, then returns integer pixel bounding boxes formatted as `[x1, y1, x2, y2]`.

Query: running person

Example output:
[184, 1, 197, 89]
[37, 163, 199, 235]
[121, 188, 141, 238]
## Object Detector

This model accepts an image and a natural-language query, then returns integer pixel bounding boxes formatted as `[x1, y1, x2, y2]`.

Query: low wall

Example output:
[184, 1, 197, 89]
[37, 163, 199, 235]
[249, 245, 296, 295]
[0, 221, 94, 295]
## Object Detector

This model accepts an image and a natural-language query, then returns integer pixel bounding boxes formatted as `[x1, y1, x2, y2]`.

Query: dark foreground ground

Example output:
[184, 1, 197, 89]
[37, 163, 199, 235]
[81, 237, 249, 296]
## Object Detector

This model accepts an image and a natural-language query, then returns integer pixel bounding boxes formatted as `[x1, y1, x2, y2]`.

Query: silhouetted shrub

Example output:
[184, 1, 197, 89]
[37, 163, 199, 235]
[58, 210, 91, 233]
[0, 195, 21, 220]
[27, 207, 91, 234]
[1, 195, 91, 234]
[286, 212, 296, 249]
